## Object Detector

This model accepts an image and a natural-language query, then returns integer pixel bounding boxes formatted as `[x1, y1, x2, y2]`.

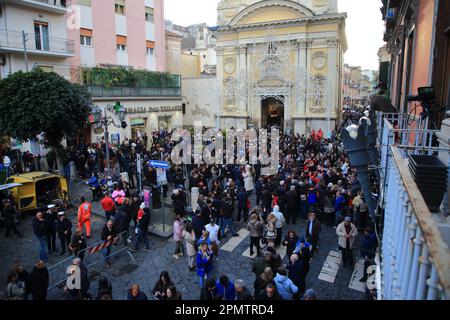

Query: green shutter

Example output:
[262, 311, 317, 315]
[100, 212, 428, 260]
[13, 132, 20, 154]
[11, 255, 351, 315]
[78, 0, 91, 6]
[115, 0, 125, 6]
[145, 6, 154, 14]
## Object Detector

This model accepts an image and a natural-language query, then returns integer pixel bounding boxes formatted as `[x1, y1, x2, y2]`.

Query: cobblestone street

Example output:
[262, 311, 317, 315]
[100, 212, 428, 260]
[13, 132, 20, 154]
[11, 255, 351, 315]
[0, 180, 368, 300]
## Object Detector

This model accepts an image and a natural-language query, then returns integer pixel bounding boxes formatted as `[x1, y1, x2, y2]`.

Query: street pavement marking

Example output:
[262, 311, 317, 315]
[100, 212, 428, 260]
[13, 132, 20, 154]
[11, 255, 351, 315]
[318, 250, 342, 283]
[220, 228, 249, 252]
[242, 243, 287, 260]
[348, 259, 366, 293]
[242, 247, 257, 259]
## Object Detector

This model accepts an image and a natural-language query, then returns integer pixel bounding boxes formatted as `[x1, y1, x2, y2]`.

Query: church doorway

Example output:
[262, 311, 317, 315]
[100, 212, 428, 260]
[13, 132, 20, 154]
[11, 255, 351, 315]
[261, 97, 284, 130]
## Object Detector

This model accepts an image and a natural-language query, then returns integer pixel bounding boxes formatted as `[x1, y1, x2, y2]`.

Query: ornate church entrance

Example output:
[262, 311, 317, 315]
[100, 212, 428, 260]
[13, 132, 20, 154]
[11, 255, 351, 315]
[261, 97, 284, 130]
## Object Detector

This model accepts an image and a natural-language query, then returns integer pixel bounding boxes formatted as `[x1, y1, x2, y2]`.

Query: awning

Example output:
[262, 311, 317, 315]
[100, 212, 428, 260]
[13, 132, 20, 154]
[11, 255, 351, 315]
[80, 28, 93, 37]
[117, 35, 127, 45]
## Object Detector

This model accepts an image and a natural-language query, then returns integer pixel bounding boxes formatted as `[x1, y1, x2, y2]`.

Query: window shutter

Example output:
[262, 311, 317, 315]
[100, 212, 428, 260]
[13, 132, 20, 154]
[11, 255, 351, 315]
[115, 0, 125, 6]
[117, 35, 127, 45]
[80, 28, 92, 37]
[146, 40, 155, 49]
[145, 7, 154, 14]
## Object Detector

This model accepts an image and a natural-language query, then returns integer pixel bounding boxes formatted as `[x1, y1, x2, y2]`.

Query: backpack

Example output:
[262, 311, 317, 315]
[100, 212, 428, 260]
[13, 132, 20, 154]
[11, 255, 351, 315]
[263, 223, 277, 241]
[6, 282, 24, 300]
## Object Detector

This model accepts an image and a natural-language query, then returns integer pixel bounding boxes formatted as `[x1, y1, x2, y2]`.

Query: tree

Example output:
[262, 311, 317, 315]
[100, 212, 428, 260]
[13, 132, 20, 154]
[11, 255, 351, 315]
[0, 69, 92, 174]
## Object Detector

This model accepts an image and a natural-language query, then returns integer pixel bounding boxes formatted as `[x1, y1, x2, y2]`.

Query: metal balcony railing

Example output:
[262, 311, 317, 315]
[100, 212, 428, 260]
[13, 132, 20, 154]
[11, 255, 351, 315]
[381, 146, 450, 299]
[375, 111, 450, 299]
[28, 0, 69, 7]
[0, 29, 75, 56]
[377, 112, 438, 202]
[85, 85, 182, 98]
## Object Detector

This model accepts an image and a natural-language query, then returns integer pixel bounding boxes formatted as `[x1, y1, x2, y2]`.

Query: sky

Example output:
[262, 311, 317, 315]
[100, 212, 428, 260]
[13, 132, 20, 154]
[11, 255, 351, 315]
[164, 0, 385, 71]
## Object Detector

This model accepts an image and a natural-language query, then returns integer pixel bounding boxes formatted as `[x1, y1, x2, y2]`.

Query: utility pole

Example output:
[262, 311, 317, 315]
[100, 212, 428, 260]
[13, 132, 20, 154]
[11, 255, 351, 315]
[22, 30, 29, 72]
[104, 108, 110, 178]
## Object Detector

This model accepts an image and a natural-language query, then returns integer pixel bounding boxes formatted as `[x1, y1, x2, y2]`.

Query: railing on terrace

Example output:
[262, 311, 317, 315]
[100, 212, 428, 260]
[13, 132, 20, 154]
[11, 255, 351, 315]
[25, 0, 69, 7]
[377, 112, 438, 206]
[381, 146, 450, 299]
[85, 85, 182, 97]
[0, 29, 75, 55]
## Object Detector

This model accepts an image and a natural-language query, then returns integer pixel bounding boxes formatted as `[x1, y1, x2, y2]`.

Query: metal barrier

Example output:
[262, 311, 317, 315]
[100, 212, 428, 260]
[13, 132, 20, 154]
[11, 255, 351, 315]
[47, 231, 136, 291]
[377, 112, 439, 211]
[381, 146, 450, 299]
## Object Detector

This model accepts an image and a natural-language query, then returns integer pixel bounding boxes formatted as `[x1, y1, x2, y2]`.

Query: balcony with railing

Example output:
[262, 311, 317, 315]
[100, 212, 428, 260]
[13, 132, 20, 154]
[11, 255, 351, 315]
[377, 112, 450, 300]
[0, 29, 75, 57]
[75, 67, 182, 98]
[4, 0, 70, 14]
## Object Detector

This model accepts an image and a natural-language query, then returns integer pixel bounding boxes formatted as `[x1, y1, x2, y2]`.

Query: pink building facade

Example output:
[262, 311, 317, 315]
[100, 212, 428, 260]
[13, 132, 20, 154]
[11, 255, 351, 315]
[69, 0, 166, 71]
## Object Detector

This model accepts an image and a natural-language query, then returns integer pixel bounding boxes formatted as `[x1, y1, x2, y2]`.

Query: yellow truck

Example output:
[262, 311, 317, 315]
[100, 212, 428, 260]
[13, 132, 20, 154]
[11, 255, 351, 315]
[5, 172, 69, 212]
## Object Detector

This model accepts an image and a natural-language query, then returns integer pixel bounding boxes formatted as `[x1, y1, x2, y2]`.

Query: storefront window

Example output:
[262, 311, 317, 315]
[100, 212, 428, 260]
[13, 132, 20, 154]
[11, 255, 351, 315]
[131, 118, 147, 140]
[158, 116, 171, 130]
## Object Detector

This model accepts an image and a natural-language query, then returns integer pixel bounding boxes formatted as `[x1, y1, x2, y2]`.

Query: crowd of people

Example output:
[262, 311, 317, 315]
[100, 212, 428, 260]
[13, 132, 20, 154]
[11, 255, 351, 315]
[2, 121, 379, 300]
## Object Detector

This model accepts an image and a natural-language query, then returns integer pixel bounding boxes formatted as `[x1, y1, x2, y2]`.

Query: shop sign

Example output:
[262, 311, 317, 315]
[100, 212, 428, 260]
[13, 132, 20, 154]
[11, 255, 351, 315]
[126, 105, 182, 114]
[131, 118, 146, 126]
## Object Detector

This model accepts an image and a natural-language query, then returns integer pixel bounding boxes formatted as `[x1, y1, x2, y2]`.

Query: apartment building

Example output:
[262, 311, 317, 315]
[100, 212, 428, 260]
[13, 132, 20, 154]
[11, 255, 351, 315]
[1, 0, 182, 147]
[0, 0, 74, 79]
[69, 0, 165, 71]
[68, 0, 182, 141]
[343, 64, 376, 109]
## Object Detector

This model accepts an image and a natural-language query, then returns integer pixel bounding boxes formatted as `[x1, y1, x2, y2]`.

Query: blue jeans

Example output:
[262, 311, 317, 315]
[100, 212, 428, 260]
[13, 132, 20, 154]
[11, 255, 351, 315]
[133, 229, 149, 250]
[299, 201, 307, 219]
[335, 211, 342, 226]
[37, 236, 48, 262]
[102, 246, 111, 264]
[221, 218, 235, 236]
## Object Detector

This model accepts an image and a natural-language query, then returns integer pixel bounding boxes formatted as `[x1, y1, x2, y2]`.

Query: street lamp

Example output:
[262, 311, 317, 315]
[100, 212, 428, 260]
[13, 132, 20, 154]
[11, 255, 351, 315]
[90, 104, 128, 178]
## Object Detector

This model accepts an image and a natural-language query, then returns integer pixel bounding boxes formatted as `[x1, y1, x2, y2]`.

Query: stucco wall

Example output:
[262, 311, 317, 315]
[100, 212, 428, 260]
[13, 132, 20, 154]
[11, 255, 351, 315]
[182, 77, 219, 128]
[181, 54, 201, 78]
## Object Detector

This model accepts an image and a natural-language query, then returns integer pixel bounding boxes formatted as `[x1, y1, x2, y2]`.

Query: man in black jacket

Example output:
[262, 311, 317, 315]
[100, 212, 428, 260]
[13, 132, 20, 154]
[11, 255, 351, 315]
[32, 212, 49, 263]
[305, 212, 321, 255]
[113, 209, 129, 246]
[130, 208, 150, 252]
[69, 229, 87, 261]
[286, 186, 299, 225]
[255, 283, 281, 300]
[2, 201, 21, 238]
[171, 189, 186, 216]
[101, 220, 118, 266]
[200, 279, 216, 300]
[28, 260, 49, 300]
[191, 210, 204, 241]
[45, 205, 58, 254]
[56, 212, 72, 256]
[117, 198, 132, 243]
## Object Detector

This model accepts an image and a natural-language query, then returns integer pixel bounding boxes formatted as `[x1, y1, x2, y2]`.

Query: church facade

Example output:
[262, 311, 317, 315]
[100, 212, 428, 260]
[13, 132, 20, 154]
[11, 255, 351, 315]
[214, 0, 347, 135]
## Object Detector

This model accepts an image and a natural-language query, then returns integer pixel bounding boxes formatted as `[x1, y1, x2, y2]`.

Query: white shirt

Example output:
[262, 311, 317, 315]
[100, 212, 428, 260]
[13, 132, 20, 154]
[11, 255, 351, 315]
[205, 224, 220, 243]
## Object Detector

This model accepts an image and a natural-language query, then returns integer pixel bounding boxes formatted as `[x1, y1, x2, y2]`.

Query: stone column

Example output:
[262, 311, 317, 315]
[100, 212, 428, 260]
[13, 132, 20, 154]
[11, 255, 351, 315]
[237, 44, 247, 115]
[216, 47, 225, 122]
[297, 39, 310, 115]
[327, 38, 339, 122]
